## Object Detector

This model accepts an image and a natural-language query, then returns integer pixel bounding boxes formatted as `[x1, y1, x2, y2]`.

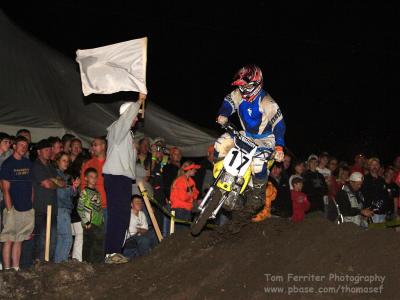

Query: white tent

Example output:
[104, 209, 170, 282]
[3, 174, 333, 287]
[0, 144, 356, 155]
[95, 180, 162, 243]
[0, 10, 216, 156]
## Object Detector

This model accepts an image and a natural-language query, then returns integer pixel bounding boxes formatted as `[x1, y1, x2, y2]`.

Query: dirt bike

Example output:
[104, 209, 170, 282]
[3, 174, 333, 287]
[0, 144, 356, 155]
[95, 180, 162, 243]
[190, 122, 275, 236]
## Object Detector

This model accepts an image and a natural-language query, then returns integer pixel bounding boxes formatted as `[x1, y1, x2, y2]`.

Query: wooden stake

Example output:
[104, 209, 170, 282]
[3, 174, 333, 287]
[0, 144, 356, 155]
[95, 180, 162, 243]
[141, 98, 146, 119]
[45, 205, 52, 262]
[138, 181, 163, 242]
[170, 210, 175, 235]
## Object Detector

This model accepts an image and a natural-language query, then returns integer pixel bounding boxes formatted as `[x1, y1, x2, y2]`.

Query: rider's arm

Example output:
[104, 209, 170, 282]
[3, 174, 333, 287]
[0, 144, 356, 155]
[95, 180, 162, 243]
[261, 98, 286, 147]
[218, 92, 236, 118]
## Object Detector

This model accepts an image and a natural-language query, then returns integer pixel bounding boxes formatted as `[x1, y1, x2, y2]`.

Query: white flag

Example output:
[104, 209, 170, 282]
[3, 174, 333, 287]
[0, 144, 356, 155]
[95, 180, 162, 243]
[76, 37, 147, 96]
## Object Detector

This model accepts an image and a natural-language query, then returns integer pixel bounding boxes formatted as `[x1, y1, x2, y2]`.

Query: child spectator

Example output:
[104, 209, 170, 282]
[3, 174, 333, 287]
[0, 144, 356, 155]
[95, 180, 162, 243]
[289, 160, 305, 190]
[123, 195, 151, 259]
[54, 152, 80, 263]
[0, 136, 34, 271]
[80, 137, 107, 229]
[290, 177, 310, 222]
[170, 161, 200, 230]
[78, 168, 103, 263]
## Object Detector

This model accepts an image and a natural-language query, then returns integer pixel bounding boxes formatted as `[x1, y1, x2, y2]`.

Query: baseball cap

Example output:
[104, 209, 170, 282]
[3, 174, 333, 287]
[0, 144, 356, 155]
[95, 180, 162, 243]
[349, 172, 363, 182]
[36, 139, 52, 150]
[183, 162, 201, 171]
[307, 154, 318, 162]
[319, 151, 329, 158]
[151, 137, 165, 146]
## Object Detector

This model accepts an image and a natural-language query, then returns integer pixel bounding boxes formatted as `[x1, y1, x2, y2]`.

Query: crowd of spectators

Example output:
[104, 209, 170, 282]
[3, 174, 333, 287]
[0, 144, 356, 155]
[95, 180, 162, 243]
[268, 152, 400, 228]
[0, 128, 399, 271]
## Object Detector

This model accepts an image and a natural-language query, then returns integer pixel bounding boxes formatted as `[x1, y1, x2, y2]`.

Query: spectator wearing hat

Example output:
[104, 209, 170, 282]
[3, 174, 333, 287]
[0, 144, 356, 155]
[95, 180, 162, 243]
[103, 94, 145, 264]
[361, 158, 388, 223]
[336, 172, 373, 227]
[32, 138, 65, 261]
[303, 155, 328, 213]
[170, 161, 200, 230]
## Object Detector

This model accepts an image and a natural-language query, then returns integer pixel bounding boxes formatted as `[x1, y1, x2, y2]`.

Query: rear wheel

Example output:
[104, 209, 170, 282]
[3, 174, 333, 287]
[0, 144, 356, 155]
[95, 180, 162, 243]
[191, 189, 223, 236]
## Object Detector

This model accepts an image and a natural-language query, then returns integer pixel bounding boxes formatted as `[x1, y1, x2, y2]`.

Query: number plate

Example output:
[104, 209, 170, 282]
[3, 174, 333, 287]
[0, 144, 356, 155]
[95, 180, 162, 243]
[223, 147, 257, 177]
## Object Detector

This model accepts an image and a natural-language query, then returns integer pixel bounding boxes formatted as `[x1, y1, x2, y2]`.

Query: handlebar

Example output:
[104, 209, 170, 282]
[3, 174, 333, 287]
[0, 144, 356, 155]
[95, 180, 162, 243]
[220, 121, 239, 136]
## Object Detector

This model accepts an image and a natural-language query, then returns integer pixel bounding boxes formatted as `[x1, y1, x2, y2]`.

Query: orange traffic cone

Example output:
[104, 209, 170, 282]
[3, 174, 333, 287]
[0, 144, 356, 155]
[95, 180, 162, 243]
[252, 181, 277, 222]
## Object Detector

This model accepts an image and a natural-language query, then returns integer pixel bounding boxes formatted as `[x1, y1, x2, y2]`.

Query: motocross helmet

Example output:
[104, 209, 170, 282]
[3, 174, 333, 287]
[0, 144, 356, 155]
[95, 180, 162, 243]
[231, 64, 263, 102]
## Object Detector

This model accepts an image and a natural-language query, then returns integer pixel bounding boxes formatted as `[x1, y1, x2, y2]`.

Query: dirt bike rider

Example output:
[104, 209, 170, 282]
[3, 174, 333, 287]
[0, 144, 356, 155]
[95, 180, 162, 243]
[215, 64, 286, 213]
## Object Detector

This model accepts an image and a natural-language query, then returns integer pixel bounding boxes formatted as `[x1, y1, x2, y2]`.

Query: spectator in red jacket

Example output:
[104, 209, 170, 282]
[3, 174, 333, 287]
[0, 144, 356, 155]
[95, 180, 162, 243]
[290, 177, 310, 222]
[170, 161, 200, 230]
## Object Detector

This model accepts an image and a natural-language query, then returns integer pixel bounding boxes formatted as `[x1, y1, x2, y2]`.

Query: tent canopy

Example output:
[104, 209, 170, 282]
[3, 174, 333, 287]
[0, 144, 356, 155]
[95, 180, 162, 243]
[0, 10, 216, 156]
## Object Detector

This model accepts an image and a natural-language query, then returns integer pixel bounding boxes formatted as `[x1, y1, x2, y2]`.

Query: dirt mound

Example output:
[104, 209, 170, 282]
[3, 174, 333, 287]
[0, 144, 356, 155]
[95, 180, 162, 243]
[1, 213, 399, 299]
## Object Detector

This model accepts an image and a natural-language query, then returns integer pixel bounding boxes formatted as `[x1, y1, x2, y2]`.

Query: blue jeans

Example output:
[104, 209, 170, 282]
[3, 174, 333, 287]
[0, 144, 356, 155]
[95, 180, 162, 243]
[54, 208, 73, 263]
[103, 208, 108, 234]
[162, 203, 171, 237]
[174, 208, 192, 231]
[104, 174, 132, 254]
[371, 214, 386, 223]
[123, 234, 151, 258]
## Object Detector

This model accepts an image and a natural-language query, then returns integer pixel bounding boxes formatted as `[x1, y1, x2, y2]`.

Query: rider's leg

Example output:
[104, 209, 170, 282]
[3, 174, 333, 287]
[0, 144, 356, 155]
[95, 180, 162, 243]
[244, 163, 269, 213]
[243, 136, 275, 215]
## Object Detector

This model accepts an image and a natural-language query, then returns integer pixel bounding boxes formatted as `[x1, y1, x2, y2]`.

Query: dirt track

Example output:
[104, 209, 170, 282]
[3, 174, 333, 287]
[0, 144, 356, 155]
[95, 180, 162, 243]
[1, 213, 399, 299]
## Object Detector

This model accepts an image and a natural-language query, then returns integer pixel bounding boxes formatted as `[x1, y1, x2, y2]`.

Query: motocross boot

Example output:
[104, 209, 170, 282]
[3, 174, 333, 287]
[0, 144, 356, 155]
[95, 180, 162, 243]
[252, 181, 277, 222]
[229, 177, 268, 231]
[244, 177, 268, 214]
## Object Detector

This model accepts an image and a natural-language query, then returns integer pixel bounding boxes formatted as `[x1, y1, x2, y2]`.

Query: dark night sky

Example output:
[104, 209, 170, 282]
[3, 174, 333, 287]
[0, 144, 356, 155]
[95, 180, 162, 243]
[2, 1, 399, 164]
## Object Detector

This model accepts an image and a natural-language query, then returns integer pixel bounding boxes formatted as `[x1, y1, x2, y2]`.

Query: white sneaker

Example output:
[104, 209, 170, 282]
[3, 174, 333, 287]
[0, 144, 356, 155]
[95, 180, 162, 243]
[104, 253, 129, 264]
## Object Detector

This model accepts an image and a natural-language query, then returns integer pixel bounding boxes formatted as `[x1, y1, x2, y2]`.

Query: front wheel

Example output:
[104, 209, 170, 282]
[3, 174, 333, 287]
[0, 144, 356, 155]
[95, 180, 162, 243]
[191, 189, 223, 236]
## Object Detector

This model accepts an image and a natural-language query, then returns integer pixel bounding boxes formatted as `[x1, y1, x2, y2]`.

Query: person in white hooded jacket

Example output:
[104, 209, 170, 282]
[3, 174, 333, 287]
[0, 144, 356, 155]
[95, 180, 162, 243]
[103, 93, 146, 264]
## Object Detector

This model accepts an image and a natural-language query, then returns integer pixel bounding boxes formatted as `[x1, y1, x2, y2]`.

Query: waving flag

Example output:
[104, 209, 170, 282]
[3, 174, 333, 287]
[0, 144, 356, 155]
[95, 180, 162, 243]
[76, 37, 147, 96]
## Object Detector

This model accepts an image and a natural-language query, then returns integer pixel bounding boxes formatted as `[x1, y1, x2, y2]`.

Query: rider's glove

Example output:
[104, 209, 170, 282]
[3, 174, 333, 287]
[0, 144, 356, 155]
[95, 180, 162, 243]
[274, 146, 284, 162]
[216, 115, 228, 126]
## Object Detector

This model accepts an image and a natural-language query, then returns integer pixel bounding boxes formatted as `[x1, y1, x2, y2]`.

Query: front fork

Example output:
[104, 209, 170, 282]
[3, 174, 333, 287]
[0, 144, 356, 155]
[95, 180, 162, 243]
[197, 169, 225, 213]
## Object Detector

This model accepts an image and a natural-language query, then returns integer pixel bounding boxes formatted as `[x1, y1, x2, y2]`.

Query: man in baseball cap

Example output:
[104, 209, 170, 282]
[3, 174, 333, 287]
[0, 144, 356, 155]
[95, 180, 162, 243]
[334, 171, 373, 226]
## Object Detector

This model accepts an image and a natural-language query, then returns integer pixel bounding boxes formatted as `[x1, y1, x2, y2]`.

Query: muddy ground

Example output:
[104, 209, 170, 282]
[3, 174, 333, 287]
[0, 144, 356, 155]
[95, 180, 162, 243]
[1, 213, 399, 299]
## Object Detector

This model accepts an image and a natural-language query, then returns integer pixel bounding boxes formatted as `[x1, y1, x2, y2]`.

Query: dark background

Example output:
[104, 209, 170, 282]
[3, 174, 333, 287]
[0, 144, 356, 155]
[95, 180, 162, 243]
[2, 1, 399, 164]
